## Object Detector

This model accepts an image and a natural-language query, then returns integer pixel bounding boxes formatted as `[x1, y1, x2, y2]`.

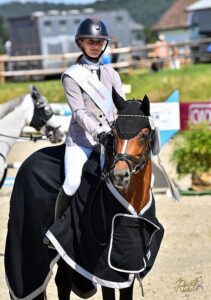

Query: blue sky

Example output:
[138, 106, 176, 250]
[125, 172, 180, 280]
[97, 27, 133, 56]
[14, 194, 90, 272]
[0, 0, 97, 4]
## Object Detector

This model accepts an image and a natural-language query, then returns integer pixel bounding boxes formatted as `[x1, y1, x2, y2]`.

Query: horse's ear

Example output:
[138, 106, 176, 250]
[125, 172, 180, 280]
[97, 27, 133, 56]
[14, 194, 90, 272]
[29, 84, 41, 100]
[142, 95, 150, 116]
[112, 88, 126, 111]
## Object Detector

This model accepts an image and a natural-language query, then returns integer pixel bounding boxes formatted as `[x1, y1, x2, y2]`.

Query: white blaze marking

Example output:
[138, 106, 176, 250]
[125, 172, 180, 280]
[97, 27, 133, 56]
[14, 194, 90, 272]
[121, 140, 128, 154]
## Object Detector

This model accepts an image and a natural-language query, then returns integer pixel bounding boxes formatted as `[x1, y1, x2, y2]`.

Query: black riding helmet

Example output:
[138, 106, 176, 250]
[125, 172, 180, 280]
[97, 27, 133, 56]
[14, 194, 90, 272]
[75, 18, 110, 61]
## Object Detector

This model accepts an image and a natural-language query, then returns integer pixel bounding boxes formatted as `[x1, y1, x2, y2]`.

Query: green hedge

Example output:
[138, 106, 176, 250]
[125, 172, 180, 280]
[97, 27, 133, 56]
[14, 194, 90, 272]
[172, 123, 211, 177]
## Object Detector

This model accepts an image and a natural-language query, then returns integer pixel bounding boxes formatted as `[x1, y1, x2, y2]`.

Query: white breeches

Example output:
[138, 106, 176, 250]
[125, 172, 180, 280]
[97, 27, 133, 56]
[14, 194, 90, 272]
[63, 144, 93, 196]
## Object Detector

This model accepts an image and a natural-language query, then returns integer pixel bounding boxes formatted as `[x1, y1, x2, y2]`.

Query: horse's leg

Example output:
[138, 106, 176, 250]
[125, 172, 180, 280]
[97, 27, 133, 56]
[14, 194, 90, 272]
[55, 259, 73, 300]
[119, 282, 134, 300]
[101, 287, 116, 300]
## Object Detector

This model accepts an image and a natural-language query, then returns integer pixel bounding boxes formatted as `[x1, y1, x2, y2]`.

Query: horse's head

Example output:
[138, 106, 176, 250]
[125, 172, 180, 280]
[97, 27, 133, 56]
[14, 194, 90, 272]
[106, 89, 154, 191]
[29, 85, 64, 143]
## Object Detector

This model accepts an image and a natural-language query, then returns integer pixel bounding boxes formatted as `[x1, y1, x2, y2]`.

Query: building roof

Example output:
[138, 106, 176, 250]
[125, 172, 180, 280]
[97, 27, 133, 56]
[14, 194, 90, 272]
[186, 0, 211, 11]
[153, 0, 196, 31]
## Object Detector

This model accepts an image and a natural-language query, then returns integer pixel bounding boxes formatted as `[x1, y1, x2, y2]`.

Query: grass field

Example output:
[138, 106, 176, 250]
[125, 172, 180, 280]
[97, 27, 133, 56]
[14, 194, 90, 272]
[121, 63, 211, 102]
[0, 63, 211, 104]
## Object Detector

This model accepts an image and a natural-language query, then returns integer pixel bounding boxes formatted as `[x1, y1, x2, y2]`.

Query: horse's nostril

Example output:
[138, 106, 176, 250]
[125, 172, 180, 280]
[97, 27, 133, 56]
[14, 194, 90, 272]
[112, 169, 130, 188]
[117, 171, 129, 181]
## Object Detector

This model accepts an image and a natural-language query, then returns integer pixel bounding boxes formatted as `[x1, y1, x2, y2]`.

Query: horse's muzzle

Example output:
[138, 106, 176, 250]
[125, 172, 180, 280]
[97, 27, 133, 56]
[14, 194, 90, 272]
[111, 168, 130, 190]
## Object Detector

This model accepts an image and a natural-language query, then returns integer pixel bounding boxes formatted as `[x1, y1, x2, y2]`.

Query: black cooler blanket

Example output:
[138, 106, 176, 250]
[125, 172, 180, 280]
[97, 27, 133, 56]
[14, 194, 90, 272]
[5, 144, 164, 299]
[5, 144, 65, 299]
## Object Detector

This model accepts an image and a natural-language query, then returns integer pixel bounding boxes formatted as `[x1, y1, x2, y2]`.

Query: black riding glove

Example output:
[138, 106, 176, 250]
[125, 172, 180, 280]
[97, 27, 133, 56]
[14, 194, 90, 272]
[97, 131, 113, 148]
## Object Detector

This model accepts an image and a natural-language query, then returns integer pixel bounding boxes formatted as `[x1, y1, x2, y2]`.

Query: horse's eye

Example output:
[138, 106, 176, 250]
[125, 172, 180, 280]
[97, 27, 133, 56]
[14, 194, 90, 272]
[139, 128, 150, 142]
[143, 128, 150, 135]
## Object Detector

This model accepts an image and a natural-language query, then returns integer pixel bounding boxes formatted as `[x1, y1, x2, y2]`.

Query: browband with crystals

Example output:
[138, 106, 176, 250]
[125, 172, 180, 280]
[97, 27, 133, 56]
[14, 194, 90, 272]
[117, 114, 148, 118]
[117, 114, 155, 130]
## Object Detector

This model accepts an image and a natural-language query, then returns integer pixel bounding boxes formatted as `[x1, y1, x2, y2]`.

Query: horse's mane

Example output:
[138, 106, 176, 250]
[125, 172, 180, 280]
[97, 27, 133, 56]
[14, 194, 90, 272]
[0, 94, 26, 119]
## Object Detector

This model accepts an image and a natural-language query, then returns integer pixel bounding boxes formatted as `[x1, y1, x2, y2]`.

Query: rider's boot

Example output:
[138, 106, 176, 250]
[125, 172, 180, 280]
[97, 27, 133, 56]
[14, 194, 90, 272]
[43, 187, 73, 249]
[54, 187, 73, 221]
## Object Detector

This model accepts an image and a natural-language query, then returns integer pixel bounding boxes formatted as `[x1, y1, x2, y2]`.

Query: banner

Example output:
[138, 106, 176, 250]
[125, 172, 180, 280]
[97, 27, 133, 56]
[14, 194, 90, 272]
[180, 102, 211, 130]
[151, 90, 180, 146]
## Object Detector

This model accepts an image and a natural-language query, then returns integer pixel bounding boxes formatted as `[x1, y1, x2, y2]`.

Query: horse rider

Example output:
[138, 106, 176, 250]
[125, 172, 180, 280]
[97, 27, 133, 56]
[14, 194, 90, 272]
[54, 17, 162, 220]
[54, 17, 126, 219]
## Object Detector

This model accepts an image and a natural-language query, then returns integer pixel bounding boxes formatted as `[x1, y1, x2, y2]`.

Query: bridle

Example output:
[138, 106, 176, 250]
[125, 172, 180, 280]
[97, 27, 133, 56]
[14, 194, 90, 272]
[101, 115, 153, 182]
[111, 142, 151, 174]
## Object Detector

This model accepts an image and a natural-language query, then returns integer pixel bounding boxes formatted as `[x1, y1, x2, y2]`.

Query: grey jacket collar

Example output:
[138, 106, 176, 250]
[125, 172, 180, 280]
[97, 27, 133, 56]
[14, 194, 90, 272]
[80, 56, 101, 70]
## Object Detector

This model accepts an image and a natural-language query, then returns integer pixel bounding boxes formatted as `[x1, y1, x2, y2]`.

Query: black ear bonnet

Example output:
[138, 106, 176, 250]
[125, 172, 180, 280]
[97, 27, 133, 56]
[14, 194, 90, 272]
[112, 88, 152, 140]
[115, 101, 150, 139]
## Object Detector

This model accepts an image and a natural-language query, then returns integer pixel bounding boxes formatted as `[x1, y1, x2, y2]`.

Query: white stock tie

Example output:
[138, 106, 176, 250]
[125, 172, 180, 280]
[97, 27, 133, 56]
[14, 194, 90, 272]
[92, 69, 99, 81]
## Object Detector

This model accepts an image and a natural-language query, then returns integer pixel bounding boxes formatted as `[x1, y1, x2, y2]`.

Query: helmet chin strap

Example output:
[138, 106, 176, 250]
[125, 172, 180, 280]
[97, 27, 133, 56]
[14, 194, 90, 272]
[79, 40, 109, 63]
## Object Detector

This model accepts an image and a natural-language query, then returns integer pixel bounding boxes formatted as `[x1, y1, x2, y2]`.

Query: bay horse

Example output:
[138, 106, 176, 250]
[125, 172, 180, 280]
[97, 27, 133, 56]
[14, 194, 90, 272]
[4, 90, 164, 300]
[0, 84, 64, 188]
[49, 89, 164, 300]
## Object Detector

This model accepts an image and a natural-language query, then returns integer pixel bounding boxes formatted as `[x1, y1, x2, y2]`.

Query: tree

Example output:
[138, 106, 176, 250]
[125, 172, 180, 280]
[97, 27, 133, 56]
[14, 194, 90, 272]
[0, 15, 8, 54]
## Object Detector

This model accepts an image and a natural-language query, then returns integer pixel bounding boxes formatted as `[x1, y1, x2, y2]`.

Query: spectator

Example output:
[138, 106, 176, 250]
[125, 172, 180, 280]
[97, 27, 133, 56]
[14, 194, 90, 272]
[170, 45, 180, 70]
[151, 34, 169, 72]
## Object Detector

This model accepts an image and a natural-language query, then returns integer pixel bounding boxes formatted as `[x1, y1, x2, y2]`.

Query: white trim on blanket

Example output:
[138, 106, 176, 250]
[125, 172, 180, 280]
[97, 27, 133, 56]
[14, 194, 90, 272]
[46, 230, 135, 289]
[5, 254, 60, 300]
[105, 179, 153, 216]
[107, 213, 160, 274]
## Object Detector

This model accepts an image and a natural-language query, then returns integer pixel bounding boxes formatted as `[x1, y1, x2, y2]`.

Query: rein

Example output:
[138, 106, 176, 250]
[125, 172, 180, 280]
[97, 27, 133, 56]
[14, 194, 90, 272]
[0, 133, 47, 142]
[0, 153, 7, 189]
[0, 134, 46, 189]
[0, 152, 6, 161]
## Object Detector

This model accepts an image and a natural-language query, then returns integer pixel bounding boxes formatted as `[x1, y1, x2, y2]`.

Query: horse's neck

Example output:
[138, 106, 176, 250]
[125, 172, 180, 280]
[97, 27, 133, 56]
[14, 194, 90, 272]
[0, 94, 34, 158]
[121, 159, 152, 213]
[0, 95, 26, 119]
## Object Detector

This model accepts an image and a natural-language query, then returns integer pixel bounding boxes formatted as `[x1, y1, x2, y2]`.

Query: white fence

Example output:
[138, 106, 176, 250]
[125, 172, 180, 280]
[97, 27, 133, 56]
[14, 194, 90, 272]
[1, 37, 211, 83]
